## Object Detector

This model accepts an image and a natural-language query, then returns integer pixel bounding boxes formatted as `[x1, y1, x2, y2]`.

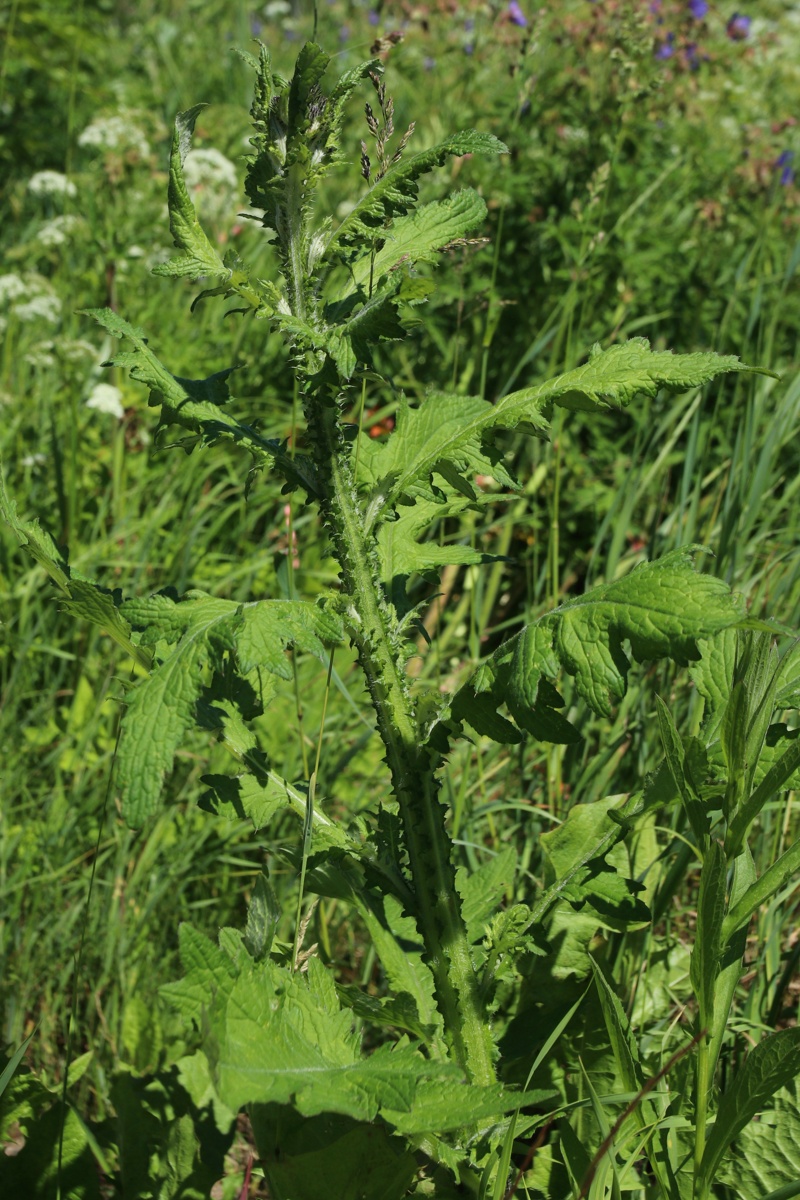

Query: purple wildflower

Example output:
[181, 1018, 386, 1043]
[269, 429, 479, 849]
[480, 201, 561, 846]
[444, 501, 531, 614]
[464, 41, 474, 54]
[339, 24, 350, 41]
[776, 150, 795, 186]
[464, 17, 475, 32]
[688, 0, 708, 17]
[649, 0, 662, 11]
[726, 13, 751, 39]
[423, 55, 436, 71]
[508, 0, 528, 26]
[368, 9, 380, 26]
[655, 31, 675, 59]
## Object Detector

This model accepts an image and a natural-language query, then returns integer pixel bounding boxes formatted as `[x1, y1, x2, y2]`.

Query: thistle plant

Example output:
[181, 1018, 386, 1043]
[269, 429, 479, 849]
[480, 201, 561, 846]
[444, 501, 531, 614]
[4, 38, 800, 1200]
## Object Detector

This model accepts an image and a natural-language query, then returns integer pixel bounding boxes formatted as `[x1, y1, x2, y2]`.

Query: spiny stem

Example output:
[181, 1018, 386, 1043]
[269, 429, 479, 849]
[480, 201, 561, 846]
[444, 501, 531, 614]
[305, 393, 495, 1085]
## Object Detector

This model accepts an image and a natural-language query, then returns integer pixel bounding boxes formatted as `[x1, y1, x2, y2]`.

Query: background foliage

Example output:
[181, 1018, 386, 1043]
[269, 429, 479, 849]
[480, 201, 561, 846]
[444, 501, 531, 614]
[1, 0, 799, 1195]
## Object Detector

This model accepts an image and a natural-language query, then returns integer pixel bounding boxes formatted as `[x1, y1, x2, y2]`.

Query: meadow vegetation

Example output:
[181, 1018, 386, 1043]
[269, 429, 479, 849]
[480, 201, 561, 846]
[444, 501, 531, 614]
[1, 1, 800, 1197]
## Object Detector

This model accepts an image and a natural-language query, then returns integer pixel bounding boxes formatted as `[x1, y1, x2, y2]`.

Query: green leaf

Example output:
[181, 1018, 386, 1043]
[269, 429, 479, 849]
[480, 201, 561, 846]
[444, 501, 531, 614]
[160, 923, 238, 1027]
[519, 337, 772, 413]
[358, 341, 766, 524]
[0, 1034, 33, 1099]
[0, 466, 149, 668]
[540, 796, 650, 931]
[719, 1075, 800, 1200]
[690, 627, 739, 732]
[355, 390, 528, 521]
[381, 1079, 556, 1136]
[376, 494, 491, 585]
[0, 1102, 100, 1198]
[541, 549, 746, 716]
[211, 956, 449, 1119]
[250, 1106, 417, 1200]
[82, 308, 318, 497]
[324, 130, 507, 261]
[456, 846, 516, 944]
[590, 959, 646, 1097]
[347, 189, 488, 291]
[115, 595, 235, 825]
[775, 639, 800, 709]
[115, 590, 341, 825]
[287, 42, 330, 154]
[656, 696, 711, 848]
[151, 105, 229, 280]
[356, 894, 442, 1039]
[698, 1028, 800, 1196]
[453, 548, 746, 748]
[725, 730, 800, 857]
[689, 840, 726, 1022]
[722, 832, 800, 945]
[245, 869, 280, 962]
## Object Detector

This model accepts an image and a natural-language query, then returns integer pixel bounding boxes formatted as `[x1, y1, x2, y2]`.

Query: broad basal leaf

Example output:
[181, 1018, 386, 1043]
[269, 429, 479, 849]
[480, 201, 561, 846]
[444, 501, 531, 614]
[450, 548, 747, 749]
[698, 1027, 800, 1196]
[719, 1075, 800, 1200]
[152, 105, 229, 281]
[251, 1106, 417, 1200]
[115, 590, 342, 825]
[82, 308, 318, 497]
[211, 955, 450, 1120]
[358, 341, 767, 525]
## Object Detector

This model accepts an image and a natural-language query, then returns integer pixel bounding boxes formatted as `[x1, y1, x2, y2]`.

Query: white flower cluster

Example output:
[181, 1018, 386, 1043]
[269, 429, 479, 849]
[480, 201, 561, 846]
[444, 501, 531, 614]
[86, 382, 125, 419]
[27, 170, 78, 198]
[0, 272, 62, 325]
[183, 148, 239, 223]
[184, 148, 238, 189]
[78, 114, 150, 158]
[0, 273, 28, 304]
[13, 294, 62, 324]
[37, 214, 82, 248]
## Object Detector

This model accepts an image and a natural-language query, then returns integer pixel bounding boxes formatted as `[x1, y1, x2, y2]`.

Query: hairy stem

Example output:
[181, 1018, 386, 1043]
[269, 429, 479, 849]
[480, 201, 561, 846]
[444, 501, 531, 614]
[304, 391, 495, 1085]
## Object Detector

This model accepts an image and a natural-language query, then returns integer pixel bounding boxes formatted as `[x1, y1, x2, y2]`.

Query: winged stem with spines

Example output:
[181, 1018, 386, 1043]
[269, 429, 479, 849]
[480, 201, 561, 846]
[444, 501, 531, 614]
[1, 35, 793, 1196]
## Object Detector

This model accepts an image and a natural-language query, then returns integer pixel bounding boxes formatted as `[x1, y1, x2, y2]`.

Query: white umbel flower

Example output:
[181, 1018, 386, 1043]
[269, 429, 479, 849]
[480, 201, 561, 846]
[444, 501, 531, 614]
[78, 115, 150, 158]
[86, 383, 125, 419]
[0, 274, 28, 304]
[183, 148, 238, 191]
[13, 294, 62, 324]
[27, 170, 78, 198]
[37, 215, 81, 247]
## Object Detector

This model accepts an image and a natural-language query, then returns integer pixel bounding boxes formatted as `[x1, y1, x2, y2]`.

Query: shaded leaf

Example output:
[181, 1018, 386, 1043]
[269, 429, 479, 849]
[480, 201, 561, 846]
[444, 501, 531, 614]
[698, 1028, 800, 1195]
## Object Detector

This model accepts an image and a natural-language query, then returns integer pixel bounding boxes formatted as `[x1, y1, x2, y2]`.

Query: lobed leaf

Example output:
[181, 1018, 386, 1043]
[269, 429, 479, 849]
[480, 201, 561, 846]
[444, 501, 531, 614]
[346, 189, 488, 292]
[324, 130, 507, 261]
[115, 590, 342, 825]
[451, 548, 747, 749]
[83, 308, 318, 497]
[358, 340, 768, 525]
[376, 494, 492, 585]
